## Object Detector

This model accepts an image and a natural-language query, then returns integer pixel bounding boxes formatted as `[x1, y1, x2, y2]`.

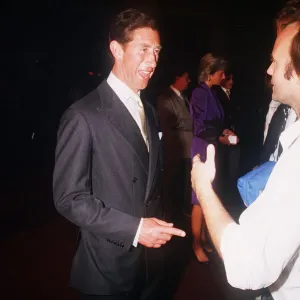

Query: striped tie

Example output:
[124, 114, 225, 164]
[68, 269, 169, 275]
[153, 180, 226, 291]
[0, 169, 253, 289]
[136, 97, 149, 151]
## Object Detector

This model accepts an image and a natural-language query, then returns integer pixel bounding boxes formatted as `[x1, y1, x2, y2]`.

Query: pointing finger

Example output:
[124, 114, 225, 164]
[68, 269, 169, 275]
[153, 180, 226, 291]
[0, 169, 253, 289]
[160, 226, 186, 237]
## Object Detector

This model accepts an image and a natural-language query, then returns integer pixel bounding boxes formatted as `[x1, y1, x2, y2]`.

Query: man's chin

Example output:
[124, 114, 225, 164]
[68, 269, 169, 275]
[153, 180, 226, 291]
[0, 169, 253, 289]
[138, 81, 150, 91]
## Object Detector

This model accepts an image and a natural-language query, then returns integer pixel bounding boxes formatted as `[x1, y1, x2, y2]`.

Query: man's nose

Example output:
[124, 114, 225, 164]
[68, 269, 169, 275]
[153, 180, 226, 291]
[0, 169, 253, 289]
[267, 63, 274, 75]
[146, 51, 157, 68]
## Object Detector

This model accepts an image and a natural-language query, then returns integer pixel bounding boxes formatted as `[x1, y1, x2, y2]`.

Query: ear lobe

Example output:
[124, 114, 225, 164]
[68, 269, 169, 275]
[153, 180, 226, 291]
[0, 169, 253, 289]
[109, 40, 124, 61]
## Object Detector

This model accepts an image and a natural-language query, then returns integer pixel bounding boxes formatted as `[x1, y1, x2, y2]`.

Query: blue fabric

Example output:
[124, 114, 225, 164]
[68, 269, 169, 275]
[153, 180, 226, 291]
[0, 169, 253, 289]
[237, 161, 276, 207]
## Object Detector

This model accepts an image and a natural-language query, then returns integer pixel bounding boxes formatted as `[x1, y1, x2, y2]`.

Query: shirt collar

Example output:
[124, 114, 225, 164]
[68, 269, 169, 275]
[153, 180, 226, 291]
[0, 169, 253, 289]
[221, 86, 230, 95]
[107, 71, 141, 102]
[170, 85, 181, 97]
[280, 118, 300, 151]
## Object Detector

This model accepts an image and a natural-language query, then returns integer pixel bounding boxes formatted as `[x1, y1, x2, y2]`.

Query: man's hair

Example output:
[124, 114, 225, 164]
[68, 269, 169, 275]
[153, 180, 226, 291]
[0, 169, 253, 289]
[197, 53, 227, 84]
[109, 9, 158, 45]
[224, 70, 233, 78]
[277, 0, 300, 31]
[289, 26, 300, 78]
[170, 64, 188, 83]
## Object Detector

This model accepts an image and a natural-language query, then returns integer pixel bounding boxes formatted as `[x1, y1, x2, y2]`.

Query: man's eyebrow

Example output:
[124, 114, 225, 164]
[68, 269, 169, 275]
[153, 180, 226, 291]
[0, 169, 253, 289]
[140, 43, 162, 50]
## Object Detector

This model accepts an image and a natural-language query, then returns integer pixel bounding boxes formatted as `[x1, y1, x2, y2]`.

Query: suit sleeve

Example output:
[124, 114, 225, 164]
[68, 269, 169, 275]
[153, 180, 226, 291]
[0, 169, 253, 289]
[53, 108, 140, 251]
[191, 89, 219, 139]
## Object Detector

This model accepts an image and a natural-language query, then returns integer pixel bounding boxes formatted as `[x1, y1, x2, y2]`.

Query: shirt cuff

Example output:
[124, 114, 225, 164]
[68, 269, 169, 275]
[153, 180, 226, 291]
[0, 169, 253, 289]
[132, 218, 143, 247]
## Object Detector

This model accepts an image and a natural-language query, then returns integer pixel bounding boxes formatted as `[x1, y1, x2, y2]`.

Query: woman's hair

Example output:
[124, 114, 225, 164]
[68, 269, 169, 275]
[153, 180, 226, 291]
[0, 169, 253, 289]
[197, 53, 227, 84]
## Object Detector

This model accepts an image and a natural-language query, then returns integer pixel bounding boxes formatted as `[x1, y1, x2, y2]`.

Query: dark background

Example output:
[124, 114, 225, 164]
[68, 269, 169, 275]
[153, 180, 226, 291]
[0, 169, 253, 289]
[1, 0, 285, 230]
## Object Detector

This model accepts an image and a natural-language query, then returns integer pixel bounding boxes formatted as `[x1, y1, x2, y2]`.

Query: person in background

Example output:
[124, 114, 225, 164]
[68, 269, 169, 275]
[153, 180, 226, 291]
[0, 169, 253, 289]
[190, 53, 238, 263]
[157, 65, 192, 226]
[213, 72, 241, 211]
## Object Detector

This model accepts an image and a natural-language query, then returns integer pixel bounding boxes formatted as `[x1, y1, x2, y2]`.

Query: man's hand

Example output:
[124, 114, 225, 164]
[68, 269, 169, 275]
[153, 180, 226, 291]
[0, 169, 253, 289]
[223, 129, 235, 136]
[219, 135, 231, 145]
[138, 218, 186, 248]
[191, 144, 216, 202]
[220, 129, 239, 145]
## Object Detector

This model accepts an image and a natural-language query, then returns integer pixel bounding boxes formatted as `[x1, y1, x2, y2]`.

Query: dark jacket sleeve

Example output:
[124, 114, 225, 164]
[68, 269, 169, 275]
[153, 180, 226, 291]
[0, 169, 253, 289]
[53, 108, 140, 251]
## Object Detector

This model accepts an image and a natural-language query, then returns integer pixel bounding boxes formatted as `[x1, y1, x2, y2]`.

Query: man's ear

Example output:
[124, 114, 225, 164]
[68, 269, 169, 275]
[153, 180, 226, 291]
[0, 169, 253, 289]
[109, 40, 124, 61]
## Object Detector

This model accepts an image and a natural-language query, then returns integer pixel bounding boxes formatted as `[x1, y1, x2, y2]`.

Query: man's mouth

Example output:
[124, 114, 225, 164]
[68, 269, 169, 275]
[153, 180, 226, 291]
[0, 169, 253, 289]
[138, 70, 152, 80]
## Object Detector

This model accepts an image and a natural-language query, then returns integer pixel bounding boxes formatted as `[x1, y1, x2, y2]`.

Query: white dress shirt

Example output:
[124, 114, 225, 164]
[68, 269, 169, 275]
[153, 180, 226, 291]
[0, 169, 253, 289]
[221, 118, 300, 300]
[107, 71, 145, 247]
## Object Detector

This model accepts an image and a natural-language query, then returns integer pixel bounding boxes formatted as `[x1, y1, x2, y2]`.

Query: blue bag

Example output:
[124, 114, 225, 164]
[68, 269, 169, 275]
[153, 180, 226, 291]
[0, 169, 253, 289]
[237, 161, 276, 207]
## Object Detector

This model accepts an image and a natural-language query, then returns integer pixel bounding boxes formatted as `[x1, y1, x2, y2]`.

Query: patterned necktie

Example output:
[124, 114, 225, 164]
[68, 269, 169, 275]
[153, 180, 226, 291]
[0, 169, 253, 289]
[226, 89, 230, 99]
[180, 93, 190, 111]
[136, 97, 149, 151]
[260, 104, 289, 163]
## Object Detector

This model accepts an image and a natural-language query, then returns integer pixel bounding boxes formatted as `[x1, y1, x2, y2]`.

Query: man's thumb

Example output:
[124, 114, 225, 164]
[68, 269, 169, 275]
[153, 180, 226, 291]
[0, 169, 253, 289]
[207, 144, 215, 165]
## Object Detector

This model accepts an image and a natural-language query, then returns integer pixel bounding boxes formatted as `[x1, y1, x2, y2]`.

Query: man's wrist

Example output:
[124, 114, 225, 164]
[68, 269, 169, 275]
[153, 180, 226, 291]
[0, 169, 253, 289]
[132, 218, 143, 247]
[196, 184, 215, 204]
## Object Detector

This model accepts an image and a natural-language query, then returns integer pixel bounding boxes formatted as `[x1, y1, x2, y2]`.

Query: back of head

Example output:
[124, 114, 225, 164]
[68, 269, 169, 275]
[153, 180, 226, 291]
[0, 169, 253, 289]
[109, 9, 158, 46]
[169, 63, 189, 84]
[290, 23, 300, 77]
[197, 53, 227, 84]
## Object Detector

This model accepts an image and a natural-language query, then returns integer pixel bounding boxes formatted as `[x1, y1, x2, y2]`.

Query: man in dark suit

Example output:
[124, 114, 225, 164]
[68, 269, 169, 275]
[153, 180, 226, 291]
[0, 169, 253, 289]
[53, 9, 185, 300]
[156, 67, 192, 224]
[213, 73, 241, 210]
[213, 72, 239, 133]
[156, 66, 192, 299]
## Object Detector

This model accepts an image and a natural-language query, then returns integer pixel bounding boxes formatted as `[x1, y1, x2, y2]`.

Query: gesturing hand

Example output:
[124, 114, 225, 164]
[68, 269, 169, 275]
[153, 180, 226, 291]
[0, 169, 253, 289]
[138, 218, 186, 248]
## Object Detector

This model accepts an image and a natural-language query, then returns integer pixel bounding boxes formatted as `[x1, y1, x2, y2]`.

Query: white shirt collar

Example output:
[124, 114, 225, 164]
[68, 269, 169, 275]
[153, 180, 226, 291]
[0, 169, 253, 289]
[170, 85, 181, 97]
[107, 71, 141, 103]
[280, 118, 300, 151]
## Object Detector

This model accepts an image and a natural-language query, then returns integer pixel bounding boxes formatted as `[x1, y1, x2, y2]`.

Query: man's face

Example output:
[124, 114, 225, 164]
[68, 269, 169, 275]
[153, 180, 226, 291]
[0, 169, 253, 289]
[210, 70, 225, 86]
[175, 72, 191, 91]
[113, 27, 161, 93]
[267, 23, 299, 105]
[221, 75, 233, 90]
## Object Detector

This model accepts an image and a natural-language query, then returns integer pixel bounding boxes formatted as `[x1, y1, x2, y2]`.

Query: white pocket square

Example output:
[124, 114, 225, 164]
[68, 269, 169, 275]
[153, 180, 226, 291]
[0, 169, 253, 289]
[158, 132, 163, 140]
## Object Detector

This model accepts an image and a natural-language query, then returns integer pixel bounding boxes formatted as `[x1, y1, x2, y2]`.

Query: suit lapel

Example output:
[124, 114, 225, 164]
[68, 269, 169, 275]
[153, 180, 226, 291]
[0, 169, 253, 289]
[143, 100, 159, 202]
[99, 82, 149, 174]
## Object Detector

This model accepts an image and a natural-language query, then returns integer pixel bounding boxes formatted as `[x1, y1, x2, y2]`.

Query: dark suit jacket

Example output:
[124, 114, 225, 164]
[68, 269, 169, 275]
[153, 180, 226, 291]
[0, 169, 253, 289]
[156, 87, 193, 162]
[53, 80, 164, 295]
[213, 86, 238, 131]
